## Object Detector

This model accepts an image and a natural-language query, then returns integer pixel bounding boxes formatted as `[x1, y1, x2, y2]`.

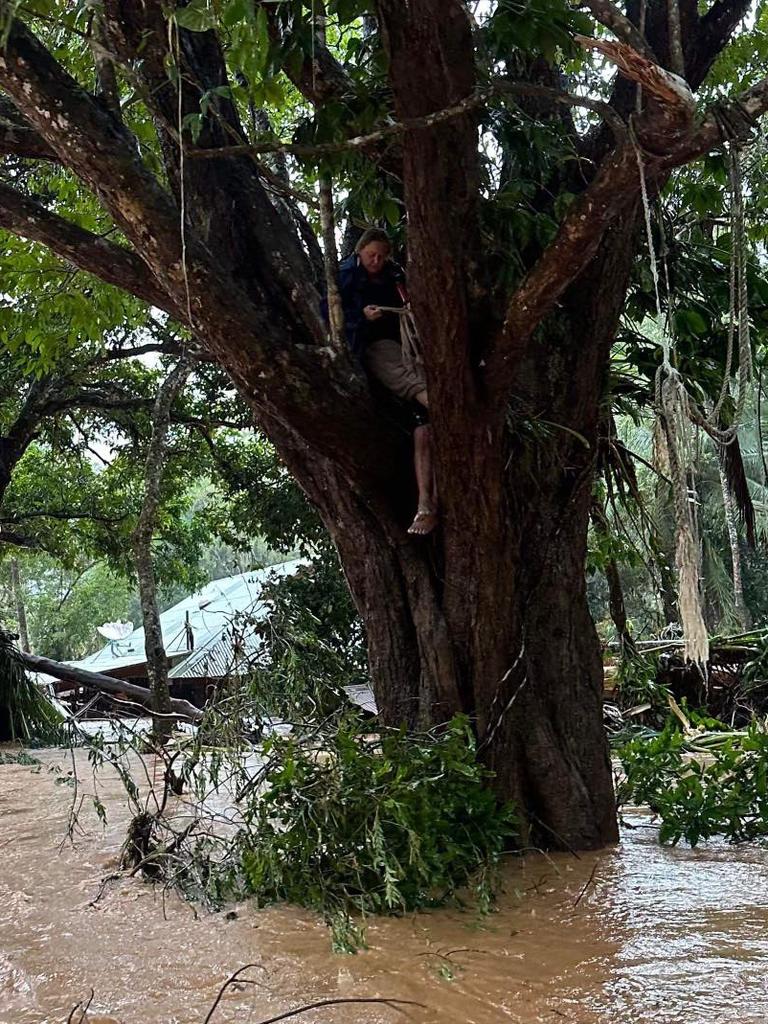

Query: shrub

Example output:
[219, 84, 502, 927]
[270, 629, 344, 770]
[235, 714, 517, 951]
[0, 628, 63, 744]
[617, 712, 768, 846]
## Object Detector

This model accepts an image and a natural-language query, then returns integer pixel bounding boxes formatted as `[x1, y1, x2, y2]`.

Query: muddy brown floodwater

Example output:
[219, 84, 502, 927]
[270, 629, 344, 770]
[2, 748, 768, 1024]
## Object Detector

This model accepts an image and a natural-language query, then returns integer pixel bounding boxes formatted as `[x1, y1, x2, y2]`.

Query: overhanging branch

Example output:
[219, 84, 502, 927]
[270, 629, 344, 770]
[0, 529, 39, 549]
[0, 95, 57, 160]
[188, 80, 626, 161]
[256, 0, 354, 107]
[0, 14, 189, 304]
[490, 40, 698, 395]
[0, 183, 180, 317]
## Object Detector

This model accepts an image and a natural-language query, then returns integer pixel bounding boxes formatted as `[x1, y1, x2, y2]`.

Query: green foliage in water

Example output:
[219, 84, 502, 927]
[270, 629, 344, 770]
[0, 750, 41, 765]
[235, 714, 517, 952]
[617, 713, 768, 846]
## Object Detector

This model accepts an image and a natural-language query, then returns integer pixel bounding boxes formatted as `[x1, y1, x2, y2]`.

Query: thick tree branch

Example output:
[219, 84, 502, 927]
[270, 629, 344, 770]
[491, 40, 697, 395]
[0, 182, 179, 316]
[0, 95, 57, 160]
[90, 14, 121, 120]
[21, 651, 203, 722]
[690, 0, 751, 83]
[0, 529, 39, 549]
[256, 0, 354, 107]
[0, 14, 191, 302]
[90, 341, 183, 364]
[0, 11, 339, 423]
[662, 75, 768, 167]
[0, 510, 129, 524]
[579, 0, 658, 60]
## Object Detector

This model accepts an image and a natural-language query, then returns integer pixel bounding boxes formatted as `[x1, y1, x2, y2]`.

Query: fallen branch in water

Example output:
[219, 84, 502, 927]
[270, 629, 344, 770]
[249, 998, 427, 1024]
[203, 964, 426, 1023]
[21, 651, 203, 722]
[572, 860, 600, 908]
[66, 989, 94, 1024]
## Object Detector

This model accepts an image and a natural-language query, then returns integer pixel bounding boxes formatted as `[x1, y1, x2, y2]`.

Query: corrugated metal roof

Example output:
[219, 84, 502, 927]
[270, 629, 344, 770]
[69, 560, 303, 677]
[168, 609, 264, 679]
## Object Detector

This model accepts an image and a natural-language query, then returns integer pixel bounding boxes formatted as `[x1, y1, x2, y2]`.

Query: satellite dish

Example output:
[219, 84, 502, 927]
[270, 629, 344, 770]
[97, 620, 134, 641]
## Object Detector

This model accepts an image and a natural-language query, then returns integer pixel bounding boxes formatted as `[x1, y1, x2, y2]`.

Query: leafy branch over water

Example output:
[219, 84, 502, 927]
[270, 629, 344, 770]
[617, 709, 768, 846]
[79, 696, 517, 952]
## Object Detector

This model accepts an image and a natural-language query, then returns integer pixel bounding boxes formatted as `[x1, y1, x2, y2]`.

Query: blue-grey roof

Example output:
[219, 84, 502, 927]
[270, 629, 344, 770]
[69, 560, 303, 678]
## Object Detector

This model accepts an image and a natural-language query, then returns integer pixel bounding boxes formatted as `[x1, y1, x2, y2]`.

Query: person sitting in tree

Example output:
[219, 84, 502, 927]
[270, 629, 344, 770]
[333, 228, 437, 536]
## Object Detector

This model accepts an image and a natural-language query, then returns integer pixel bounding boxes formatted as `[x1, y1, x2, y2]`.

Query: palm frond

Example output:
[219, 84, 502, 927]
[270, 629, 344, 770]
[0, 628, 63, 743]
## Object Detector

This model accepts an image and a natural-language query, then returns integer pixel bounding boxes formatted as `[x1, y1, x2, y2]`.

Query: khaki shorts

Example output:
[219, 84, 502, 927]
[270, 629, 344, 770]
[364, 338, 426, 402]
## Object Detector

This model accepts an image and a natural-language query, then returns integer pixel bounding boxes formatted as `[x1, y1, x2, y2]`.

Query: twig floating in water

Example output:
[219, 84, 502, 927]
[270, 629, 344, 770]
[572, 860, 600, 908]
[66, 988, 94, 1024]
[203, 964, 269, 1024]
[247, 998, 428, 1024]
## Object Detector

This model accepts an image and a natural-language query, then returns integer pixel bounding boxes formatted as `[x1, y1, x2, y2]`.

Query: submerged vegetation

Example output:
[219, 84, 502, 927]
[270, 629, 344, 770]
[618, 706, 768, 847]
[235, 715, 517, 951]
[107, 705, 517, 952]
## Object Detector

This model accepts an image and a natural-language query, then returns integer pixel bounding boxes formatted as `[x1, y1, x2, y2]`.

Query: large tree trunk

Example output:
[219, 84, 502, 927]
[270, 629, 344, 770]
[272, 216, 636, 850]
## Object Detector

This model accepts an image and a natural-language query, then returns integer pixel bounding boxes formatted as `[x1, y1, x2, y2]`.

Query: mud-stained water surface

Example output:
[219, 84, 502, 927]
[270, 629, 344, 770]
[2, 748, 768, 1024]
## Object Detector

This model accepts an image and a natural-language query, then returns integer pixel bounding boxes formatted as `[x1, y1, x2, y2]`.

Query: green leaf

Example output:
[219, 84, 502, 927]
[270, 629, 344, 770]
[174, 0, 216, 32]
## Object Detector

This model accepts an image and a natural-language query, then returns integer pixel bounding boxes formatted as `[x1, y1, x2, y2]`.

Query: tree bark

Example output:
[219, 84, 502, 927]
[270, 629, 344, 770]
[10, 558, 30, 653]
[718, 459, 752, 631]
[132, 355, 193, 743]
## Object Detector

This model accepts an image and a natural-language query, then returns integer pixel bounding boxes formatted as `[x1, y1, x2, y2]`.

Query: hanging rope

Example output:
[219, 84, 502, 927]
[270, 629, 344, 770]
[375, 305, 422, 371]
[632, 124, 709, 664]
[631, 116, 754, 665]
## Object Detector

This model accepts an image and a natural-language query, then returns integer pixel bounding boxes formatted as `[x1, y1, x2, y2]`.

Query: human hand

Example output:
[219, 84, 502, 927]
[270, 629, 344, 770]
[363, 305, 383, 321]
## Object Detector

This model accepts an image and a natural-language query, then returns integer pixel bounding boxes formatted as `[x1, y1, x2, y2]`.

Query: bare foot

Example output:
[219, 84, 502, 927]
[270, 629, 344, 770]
[407, 509, 438, 536]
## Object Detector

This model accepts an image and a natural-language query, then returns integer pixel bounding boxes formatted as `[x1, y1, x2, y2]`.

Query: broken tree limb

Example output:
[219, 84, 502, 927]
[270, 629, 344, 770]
[20, 652, 204, 723]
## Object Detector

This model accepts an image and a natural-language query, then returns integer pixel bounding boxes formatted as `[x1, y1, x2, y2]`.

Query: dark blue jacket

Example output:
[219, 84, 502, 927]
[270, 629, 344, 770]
[322, 254, 406, 357]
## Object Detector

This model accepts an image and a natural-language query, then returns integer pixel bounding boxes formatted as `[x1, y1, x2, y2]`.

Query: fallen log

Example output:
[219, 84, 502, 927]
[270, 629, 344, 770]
[21, 652, 203, 723]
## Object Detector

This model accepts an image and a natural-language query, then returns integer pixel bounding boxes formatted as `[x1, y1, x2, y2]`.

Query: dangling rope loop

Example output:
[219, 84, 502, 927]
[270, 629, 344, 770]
[631, 110, 755, 665]
[632, 123, 710, 664]
[376, 304, 423, 372]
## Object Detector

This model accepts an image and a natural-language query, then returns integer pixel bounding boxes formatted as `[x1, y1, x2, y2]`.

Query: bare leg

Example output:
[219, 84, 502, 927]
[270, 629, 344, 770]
[408, 424, 438, 535]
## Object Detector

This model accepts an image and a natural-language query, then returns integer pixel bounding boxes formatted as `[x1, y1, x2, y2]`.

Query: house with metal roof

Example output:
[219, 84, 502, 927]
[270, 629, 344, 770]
[67, 560, 304, 697]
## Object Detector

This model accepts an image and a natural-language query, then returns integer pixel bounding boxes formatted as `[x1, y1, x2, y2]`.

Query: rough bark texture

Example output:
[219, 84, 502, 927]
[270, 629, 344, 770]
[10, 558, 30, 653]
[132, 355, 193, 741]
[0, 0, 764, 847]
